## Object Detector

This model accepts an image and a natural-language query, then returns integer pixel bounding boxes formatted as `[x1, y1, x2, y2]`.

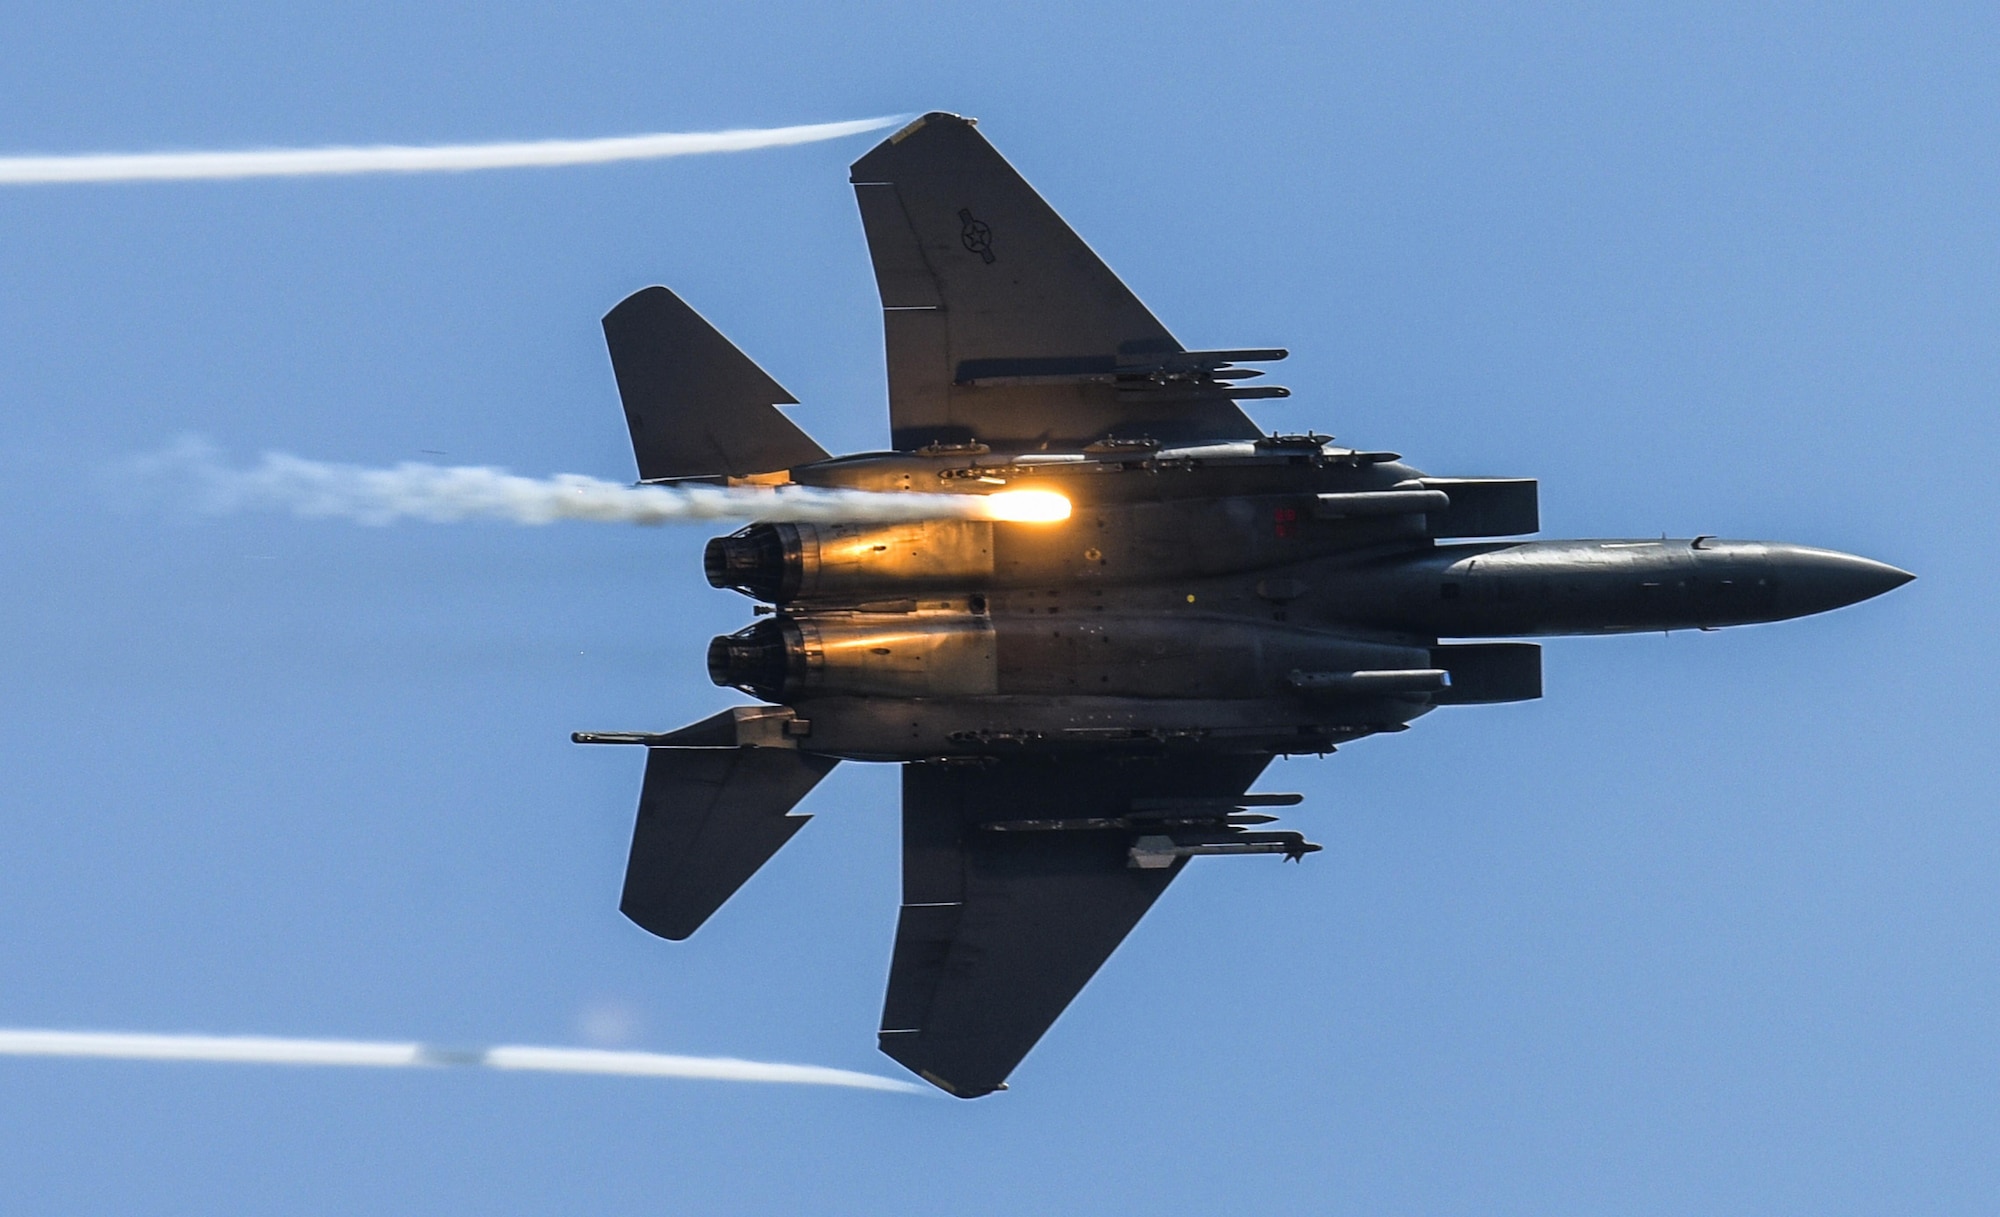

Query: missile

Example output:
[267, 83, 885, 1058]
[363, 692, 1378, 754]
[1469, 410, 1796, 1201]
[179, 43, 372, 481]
[1312, 488, 1451, 518]
[1290, 668, 1451, 696]
[1128, 831, 1322, 869]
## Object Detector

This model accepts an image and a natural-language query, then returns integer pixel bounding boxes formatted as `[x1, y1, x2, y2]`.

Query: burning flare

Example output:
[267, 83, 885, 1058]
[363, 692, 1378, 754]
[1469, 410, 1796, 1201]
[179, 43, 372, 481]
[975, 489, 1071, 523]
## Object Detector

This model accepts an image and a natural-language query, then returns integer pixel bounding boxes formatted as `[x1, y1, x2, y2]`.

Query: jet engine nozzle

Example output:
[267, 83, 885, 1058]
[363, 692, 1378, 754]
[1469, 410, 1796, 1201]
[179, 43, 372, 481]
[704, 520, 996, 604]
[708, 613, 1000, 701]
[706, 618, 801, 701]
[704, 524, 797, 603]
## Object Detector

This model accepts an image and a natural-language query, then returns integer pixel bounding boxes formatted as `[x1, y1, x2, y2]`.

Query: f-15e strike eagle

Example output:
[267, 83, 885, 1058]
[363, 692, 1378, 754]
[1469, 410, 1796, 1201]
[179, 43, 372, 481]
[575, 112, 1911, 1098]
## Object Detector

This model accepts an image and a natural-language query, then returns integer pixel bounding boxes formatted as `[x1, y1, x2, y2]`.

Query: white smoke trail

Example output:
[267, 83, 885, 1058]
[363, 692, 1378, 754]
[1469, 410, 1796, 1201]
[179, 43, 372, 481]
[0, 1029, 922, 1093]
[135, 441, 1042, 526]
[0, 116, 902, 185]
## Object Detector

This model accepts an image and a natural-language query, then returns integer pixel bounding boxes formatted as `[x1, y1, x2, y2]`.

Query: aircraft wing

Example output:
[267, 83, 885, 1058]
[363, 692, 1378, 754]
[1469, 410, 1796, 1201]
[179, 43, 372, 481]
[880, 752, 1273, 1097]
[850, 112, 1272, 452]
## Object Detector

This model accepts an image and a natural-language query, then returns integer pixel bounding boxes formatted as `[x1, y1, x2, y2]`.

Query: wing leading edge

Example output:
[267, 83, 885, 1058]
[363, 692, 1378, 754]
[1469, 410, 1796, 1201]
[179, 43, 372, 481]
[851, 112, 1271, 452]
[881, 753, 1274, 1097]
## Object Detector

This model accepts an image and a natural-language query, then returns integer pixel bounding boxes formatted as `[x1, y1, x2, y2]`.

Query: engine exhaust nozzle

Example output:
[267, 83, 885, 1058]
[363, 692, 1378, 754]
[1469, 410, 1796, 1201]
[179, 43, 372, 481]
[706, 618, 799, 701]
[704, 524, 797, 602]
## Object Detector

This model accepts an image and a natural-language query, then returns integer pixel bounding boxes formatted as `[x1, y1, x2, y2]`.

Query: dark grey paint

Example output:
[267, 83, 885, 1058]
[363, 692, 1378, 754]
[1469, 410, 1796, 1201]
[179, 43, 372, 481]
[620, 745, 837, 941]
[577, 113, 1912, 1098]
[602, 286, 828, 481]
[850, 114, 1266, 450]
[880, 756, 1270, 1097]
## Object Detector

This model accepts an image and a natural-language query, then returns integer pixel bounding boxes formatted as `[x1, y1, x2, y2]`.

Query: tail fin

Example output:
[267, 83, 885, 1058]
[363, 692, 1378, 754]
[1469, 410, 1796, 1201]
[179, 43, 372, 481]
[620, 746, 836, 940]
[602, 286, 830, 481]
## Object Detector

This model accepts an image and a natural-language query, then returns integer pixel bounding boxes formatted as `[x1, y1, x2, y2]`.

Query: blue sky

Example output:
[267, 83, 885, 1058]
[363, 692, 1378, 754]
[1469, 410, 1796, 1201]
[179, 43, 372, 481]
[0, 3, 1993, 1213]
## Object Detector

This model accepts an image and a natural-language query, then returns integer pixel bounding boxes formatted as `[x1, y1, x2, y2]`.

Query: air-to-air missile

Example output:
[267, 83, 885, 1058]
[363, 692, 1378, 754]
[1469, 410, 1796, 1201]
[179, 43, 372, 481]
[574, 112, 1911, 1098]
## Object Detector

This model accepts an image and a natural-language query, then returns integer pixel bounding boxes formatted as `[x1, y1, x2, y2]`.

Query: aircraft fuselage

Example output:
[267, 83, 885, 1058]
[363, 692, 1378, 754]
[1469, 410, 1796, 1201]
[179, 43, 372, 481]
[698, 440, 1907, 762]
[580, 111, 1912, 1098]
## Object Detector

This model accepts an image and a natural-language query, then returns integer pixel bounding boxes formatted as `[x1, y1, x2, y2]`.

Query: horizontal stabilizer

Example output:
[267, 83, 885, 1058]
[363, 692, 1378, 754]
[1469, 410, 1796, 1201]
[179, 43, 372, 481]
[620, 744, 838, 941]
[575, 704, 809, 749]
[602, 286, 830, 481]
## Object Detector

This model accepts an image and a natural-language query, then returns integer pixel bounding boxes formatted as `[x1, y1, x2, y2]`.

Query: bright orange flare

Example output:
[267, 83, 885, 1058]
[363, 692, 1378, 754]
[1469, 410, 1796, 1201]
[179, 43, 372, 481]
[978, 489, 1072, 523]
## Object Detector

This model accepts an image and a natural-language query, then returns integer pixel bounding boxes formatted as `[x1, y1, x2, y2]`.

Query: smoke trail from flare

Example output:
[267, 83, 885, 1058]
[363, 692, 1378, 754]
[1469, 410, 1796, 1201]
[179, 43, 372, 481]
[0, 117, 903, 185]
[0, 1028, 921, 1092]
[137, 441, 1013, 526]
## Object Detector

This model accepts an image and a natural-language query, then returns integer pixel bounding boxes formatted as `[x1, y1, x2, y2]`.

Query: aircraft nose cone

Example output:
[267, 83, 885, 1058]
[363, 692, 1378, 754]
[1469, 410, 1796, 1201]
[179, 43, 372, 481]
[1769, 546, 1914, 618]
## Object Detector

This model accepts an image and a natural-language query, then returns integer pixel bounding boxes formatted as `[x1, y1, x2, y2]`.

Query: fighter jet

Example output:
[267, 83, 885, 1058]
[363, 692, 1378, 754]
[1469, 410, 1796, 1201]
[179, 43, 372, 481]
[575, 112, 1911, 1098]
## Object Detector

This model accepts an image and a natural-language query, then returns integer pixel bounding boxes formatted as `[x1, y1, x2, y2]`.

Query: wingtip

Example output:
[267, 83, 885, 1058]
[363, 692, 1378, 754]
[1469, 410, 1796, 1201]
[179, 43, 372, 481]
[919, 1068, 1002, 1099]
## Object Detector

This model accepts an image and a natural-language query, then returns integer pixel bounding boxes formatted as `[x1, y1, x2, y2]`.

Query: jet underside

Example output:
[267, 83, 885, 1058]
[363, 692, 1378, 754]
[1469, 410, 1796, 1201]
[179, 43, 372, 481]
[576, 112, 1910, 1098]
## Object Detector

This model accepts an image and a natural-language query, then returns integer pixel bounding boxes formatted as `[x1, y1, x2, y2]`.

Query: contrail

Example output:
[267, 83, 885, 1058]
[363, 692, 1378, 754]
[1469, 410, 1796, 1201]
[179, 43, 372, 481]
[0, 1029, 922, 1093]
[134, 441, 1068, 526]
[0, 116, 902, 185]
